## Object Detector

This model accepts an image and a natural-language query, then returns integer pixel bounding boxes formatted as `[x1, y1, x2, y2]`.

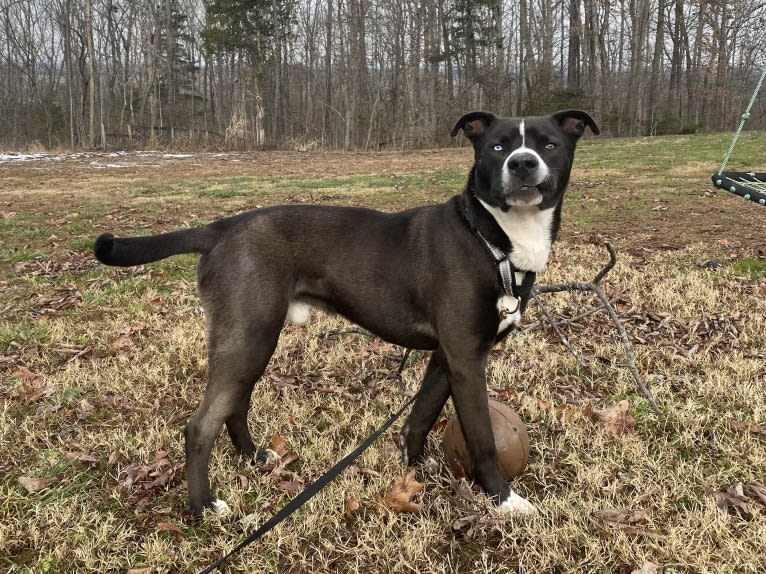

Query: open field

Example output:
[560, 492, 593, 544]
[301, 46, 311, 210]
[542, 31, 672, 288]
[1, 132, 765, 573]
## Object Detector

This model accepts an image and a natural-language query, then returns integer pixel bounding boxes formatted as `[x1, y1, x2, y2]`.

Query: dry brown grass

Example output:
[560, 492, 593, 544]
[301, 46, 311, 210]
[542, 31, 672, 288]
[1, 135, 765, 573]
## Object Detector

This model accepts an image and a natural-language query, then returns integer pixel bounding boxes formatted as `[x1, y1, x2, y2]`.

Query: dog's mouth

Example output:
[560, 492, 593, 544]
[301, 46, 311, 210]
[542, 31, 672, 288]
[504, 185, 543, 207]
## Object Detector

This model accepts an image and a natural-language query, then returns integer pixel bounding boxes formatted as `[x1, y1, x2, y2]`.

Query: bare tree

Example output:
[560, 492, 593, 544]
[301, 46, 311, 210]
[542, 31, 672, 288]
[0, 0, 764, 149]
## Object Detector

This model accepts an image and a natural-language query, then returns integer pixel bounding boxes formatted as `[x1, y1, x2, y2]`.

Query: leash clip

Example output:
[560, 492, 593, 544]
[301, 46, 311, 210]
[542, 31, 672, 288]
[499, 296, 520, 317]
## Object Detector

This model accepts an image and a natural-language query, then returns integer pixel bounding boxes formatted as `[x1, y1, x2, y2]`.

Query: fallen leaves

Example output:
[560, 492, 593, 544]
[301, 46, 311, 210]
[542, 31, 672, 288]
[536, 398, 637, 436]
[121, 450, 182, 493]
[710, 482, 766, 518]
[18, 476, 59, 493]
[270, 434, 288, 457]
[375, 471, 424, 513]
[156, 521, 184, 539]
[10, 366, 47, 404]
[727, 419, 766, 439]
[110, 323, 149, 353]
[592, 400, 636, 434]
[29, 285, 82, 317]
[593, 507, 659, 537]
[343, 498, 361, 522]
[111, 334, 135, 352]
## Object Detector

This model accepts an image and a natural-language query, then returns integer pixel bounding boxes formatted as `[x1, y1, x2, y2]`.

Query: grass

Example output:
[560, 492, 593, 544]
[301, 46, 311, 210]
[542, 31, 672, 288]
[1, 132, 765, 573]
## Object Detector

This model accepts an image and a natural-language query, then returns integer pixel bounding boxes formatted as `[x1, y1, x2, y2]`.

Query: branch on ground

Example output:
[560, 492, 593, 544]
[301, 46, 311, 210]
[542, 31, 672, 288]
[533, 243, 660, 414]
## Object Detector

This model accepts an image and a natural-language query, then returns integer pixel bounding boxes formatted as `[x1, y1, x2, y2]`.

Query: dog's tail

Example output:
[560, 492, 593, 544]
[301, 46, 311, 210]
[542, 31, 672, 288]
[94, 226, 215, 267]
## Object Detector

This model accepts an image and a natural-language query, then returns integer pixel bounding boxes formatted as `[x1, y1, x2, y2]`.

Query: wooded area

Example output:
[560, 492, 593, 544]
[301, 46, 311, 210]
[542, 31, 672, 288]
[1, 0, 764, 150]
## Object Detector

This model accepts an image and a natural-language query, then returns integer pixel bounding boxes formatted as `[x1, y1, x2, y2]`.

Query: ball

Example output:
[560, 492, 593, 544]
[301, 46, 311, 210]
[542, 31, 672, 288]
[441, 399, 530, 481]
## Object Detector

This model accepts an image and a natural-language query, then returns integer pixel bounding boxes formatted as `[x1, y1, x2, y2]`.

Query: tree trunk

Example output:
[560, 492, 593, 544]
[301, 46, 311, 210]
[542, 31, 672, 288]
[567, 0, 581, 88]
[85, 0, 97, 147]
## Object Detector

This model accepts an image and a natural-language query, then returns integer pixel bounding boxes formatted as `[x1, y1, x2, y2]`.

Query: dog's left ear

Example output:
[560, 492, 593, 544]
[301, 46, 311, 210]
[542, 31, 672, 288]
[450, 111, 497, 143]
[552, 110, 600, 139]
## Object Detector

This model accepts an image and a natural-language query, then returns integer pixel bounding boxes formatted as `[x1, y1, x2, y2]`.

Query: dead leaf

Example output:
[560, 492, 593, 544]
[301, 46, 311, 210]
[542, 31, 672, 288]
[743, 482, 766, 507]
[156, 522, 184, 538]
[592, 400, 636, 434]
[711, 483, 757, 517]
[278, 480, 302, 496]
[631, 561, 659, 574]
[375, 471, 424, 513]
[77, 399, 95, 420]
[345, 465, 381, 479]
[18, 476, 59, 493]
[593, 508, 650, 525]
[13, 365, 41, 382]
[712, 490, 750, 516]
[236, 474, 249, 489]
[11, 367, 47, 404]
[594, 508, 660, 537]
[126, 568, 154, 574]
[64, 451, 98, 465]
[344, 498, 360, 522]
[120, 450, 178, 492]
[451, 478, 476, 502]
[451, 513, 481, 541]
[728, 419, 766, 438]
[111, 334, 134, 351]
[270, 434, 288, 457]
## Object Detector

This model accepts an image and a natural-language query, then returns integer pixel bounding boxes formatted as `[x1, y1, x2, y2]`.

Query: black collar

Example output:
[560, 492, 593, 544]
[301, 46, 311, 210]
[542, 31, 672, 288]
[461, 201, 537, 304]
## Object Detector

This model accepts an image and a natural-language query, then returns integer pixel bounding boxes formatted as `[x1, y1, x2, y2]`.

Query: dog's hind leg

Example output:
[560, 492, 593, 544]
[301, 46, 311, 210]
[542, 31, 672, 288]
[185, 297, 285, 517]
[400, 352, 451, 466]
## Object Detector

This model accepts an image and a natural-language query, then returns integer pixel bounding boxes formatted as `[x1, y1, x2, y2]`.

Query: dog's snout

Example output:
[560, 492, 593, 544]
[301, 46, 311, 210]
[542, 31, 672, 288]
[508, 153, 539, 176]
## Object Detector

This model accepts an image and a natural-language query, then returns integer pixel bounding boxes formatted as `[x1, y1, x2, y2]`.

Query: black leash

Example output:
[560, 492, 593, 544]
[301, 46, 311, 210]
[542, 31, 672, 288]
[197, 349, 419, 574]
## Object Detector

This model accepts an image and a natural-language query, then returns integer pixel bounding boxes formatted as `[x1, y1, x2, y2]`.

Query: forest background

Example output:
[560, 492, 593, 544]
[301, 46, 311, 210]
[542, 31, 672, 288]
[1, 0, 765, 150]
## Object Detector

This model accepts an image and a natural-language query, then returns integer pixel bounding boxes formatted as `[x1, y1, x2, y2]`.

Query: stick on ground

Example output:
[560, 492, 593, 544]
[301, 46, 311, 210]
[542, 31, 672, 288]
[533, 243, 660, 414]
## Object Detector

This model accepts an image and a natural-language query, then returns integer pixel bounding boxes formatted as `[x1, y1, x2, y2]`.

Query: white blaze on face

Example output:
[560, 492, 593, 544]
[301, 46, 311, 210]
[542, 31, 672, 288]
[501, 118, 550, 190]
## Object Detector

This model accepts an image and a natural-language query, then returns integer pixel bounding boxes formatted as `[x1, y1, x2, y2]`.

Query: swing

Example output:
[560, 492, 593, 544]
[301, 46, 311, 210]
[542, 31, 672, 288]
[711, 68, 766, 206]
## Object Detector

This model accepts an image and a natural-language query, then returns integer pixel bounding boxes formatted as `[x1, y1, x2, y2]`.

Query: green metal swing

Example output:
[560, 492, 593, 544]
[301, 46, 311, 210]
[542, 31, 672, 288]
[711, 68, 766, 205]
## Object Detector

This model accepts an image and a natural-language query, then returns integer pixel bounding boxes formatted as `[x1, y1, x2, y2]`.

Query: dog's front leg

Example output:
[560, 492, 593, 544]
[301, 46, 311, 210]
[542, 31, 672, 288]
[400, 352, 451, 466]
[446, 354, 535, 515]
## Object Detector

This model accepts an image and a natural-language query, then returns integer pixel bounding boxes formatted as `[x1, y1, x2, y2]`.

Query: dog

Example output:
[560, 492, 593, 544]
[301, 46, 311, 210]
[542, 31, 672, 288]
[94, 110, 599, 517]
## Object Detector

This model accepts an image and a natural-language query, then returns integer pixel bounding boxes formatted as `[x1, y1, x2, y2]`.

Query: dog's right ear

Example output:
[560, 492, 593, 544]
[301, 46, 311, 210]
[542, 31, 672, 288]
[450, 111, 497, 143]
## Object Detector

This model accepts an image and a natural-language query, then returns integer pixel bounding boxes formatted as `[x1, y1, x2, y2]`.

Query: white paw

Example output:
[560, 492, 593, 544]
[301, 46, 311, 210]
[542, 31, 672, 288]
[263, 448, 281, 465]
[286, 302, 311, 325]
[211, 499, 231, 515]
[497, 490, 536, 515]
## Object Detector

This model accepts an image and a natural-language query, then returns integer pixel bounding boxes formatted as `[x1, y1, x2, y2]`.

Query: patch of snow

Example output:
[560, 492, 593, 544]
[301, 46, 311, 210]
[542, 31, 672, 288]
[0, 152, 52, 162]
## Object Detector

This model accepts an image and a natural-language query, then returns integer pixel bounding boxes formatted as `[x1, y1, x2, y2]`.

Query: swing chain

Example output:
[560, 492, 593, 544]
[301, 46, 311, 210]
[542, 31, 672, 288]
[718, 68, 766, 175]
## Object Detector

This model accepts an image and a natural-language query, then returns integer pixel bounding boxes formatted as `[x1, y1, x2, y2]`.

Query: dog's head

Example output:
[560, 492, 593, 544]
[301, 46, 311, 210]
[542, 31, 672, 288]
[451, 110, 599, 210]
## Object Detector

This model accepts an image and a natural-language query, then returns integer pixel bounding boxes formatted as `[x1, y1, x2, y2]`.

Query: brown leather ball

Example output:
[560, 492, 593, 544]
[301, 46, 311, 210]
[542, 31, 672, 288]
[441, 399, 530, 481]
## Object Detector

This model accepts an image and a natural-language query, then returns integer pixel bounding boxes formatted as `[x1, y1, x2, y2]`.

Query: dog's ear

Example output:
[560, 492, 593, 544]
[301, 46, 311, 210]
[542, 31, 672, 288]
[450, 111, 497, 143]
[552, 110, 600, 139]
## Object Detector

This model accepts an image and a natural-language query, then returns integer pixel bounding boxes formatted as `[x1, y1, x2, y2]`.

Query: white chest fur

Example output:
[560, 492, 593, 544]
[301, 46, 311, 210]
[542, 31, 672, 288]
[477, 199, 554, 272]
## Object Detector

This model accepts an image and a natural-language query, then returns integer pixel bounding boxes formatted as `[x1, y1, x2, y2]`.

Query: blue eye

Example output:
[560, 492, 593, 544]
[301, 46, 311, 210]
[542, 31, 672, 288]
[493, 144, 503, 152]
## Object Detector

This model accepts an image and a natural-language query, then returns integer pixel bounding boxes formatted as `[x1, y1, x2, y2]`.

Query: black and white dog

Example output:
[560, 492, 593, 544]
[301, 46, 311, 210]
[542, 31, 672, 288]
[94, 110, 599, 517]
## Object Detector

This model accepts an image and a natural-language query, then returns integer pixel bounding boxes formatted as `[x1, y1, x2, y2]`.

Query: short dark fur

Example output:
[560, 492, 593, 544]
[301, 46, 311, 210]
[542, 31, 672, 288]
[94, 110, 598, 517]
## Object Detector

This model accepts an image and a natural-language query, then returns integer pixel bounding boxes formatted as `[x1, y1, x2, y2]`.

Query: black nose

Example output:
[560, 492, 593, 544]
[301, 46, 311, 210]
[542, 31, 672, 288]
[508, 153, 539, 176]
